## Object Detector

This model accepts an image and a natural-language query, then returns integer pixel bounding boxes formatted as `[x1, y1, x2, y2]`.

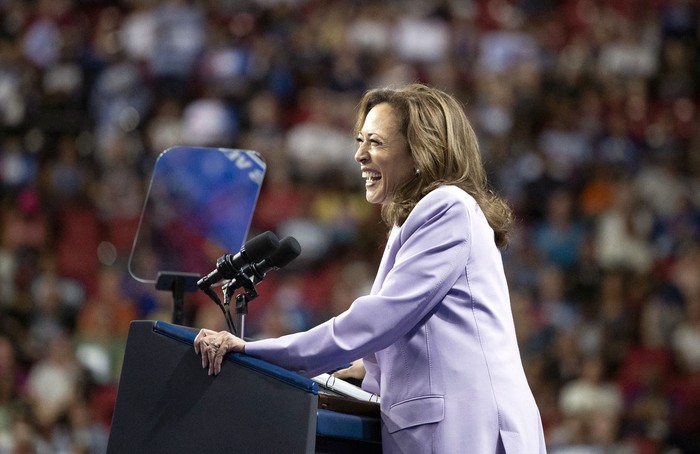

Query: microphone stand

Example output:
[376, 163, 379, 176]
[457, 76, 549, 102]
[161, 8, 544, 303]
[204, 271, 258, 339]
[223, 273, 259, 340]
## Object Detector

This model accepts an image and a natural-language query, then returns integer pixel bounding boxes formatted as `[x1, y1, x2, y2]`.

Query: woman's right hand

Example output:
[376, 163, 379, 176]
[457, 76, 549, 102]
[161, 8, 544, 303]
[194, 328, 246, 376]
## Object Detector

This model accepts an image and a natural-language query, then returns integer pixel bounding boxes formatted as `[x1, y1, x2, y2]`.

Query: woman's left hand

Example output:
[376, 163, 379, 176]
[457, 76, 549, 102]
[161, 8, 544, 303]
[333, 359, 366, 381]
[194, 328, 246, 376]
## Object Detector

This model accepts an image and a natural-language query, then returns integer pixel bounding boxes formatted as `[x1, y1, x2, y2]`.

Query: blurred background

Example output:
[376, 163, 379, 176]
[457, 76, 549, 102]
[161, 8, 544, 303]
[0, 0, 699, 452]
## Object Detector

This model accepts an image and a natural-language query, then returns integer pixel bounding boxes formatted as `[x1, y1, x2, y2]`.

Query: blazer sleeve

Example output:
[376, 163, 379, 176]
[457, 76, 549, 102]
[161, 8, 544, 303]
[244, 188, 473, 377]
[361, 353, 380, 394]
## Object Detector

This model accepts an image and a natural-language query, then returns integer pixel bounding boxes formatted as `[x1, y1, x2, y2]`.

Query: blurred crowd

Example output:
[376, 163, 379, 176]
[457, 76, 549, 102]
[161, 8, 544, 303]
[0, 0, 699, 452]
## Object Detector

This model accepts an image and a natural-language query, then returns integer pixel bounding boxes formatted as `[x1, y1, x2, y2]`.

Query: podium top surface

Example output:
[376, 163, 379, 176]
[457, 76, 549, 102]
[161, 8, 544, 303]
[153, 320, 319, 395]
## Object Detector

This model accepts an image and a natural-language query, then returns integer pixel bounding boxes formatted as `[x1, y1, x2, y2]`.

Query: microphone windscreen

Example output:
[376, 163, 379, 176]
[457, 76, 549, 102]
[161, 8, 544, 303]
[268, 236, 301, 268]
[245, 231, 280, 262]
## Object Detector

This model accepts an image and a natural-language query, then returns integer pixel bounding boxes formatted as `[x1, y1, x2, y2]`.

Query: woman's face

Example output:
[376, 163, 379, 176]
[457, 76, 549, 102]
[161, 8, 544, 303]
[354, 103, 414, 205]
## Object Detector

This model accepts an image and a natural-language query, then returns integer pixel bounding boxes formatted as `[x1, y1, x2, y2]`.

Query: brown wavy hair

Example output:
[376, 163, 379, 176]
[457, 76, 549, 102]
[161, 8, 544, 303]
[353, 84, 513, 248]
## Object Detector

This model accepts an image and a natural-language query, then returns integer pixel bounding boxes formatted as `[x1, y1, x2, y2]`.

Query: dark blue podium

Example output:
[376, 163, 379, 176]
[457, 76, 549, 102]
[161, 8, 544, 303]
[107, 320, 381, 453]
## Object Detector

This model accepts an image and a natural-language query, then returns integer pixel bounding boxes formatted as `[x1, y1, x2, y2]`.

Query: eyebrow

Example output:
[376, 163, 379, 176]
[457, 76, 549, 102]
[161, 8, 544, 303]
[358, 132, 386, 140]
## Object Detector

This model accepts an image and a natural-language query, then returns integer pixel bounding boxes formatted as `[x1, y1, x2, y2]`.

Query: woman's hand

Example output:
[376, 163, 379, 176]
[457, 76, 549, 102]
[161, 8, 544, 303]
[194, 329, 246, 376]
[332, 359, 366, 381]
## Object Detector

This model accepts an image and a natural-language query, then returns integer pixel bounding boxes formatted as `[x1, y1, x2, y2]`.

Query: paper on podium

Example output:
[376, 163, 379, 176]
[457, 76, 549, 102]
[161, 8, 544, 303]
[313, 373, 380, 403]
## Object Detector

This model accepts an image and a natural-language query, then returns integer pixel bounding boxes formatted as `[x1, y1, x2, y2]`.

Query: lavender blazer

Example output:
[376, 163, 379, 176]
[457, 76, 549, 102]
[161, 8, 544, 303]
[245, 186, 547, 453]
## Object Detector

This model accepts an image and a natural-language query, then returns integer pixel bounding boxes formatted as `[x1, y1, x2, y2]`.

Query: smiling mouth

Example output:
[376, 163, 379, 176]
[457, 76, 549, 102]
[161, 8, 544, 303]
[362, 171, 381, 185]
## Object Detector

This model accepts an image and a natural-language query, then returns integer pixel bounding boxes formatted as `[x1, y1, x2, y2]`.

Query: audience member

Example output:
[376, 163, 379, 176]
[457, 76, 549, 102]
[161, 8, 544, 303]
[0, 1, 698, 451]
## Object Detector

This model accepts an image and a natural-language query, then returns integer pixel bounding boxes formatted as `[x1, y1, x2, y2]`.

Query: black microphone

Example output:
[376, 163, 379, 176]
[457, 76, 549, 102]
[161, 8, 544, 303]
[197, 231, 280, 290]
[248, 236, 301, 283]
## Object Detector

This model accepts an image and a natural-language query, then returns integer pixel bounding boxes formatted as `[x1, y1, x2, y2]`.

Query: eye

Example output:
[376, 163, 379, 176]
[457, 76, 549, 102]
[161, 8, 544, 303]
[356, 135, 382, 146]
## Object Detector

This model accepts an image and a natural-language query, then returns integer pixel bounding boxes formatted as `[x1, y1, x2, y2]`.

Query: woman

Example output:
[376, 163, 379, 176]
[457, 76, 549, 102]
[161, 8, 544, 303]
[195, 84, 546, 453]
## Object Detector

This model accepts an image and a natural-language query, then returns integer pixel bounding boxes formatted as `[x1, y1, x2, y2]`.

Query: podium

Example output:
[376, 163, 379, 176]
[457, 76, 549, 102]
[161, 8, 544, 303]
[107, 321, 382, 453]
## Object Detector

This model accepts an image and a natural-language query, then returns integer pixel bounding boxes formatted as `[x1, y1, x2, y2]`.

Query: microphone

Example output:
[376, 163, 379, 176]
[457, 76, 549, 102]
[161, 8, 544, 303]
[197, 231, 280, 290]
[248, 236, 302, 283]
[220, 236, 302, 294]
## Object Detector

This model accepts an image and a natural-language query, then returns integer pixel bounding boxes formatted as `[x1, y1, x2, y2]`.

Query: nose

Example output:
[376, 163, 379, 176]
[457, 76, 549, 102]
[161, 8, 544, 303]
[355, 141, 369, 164]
